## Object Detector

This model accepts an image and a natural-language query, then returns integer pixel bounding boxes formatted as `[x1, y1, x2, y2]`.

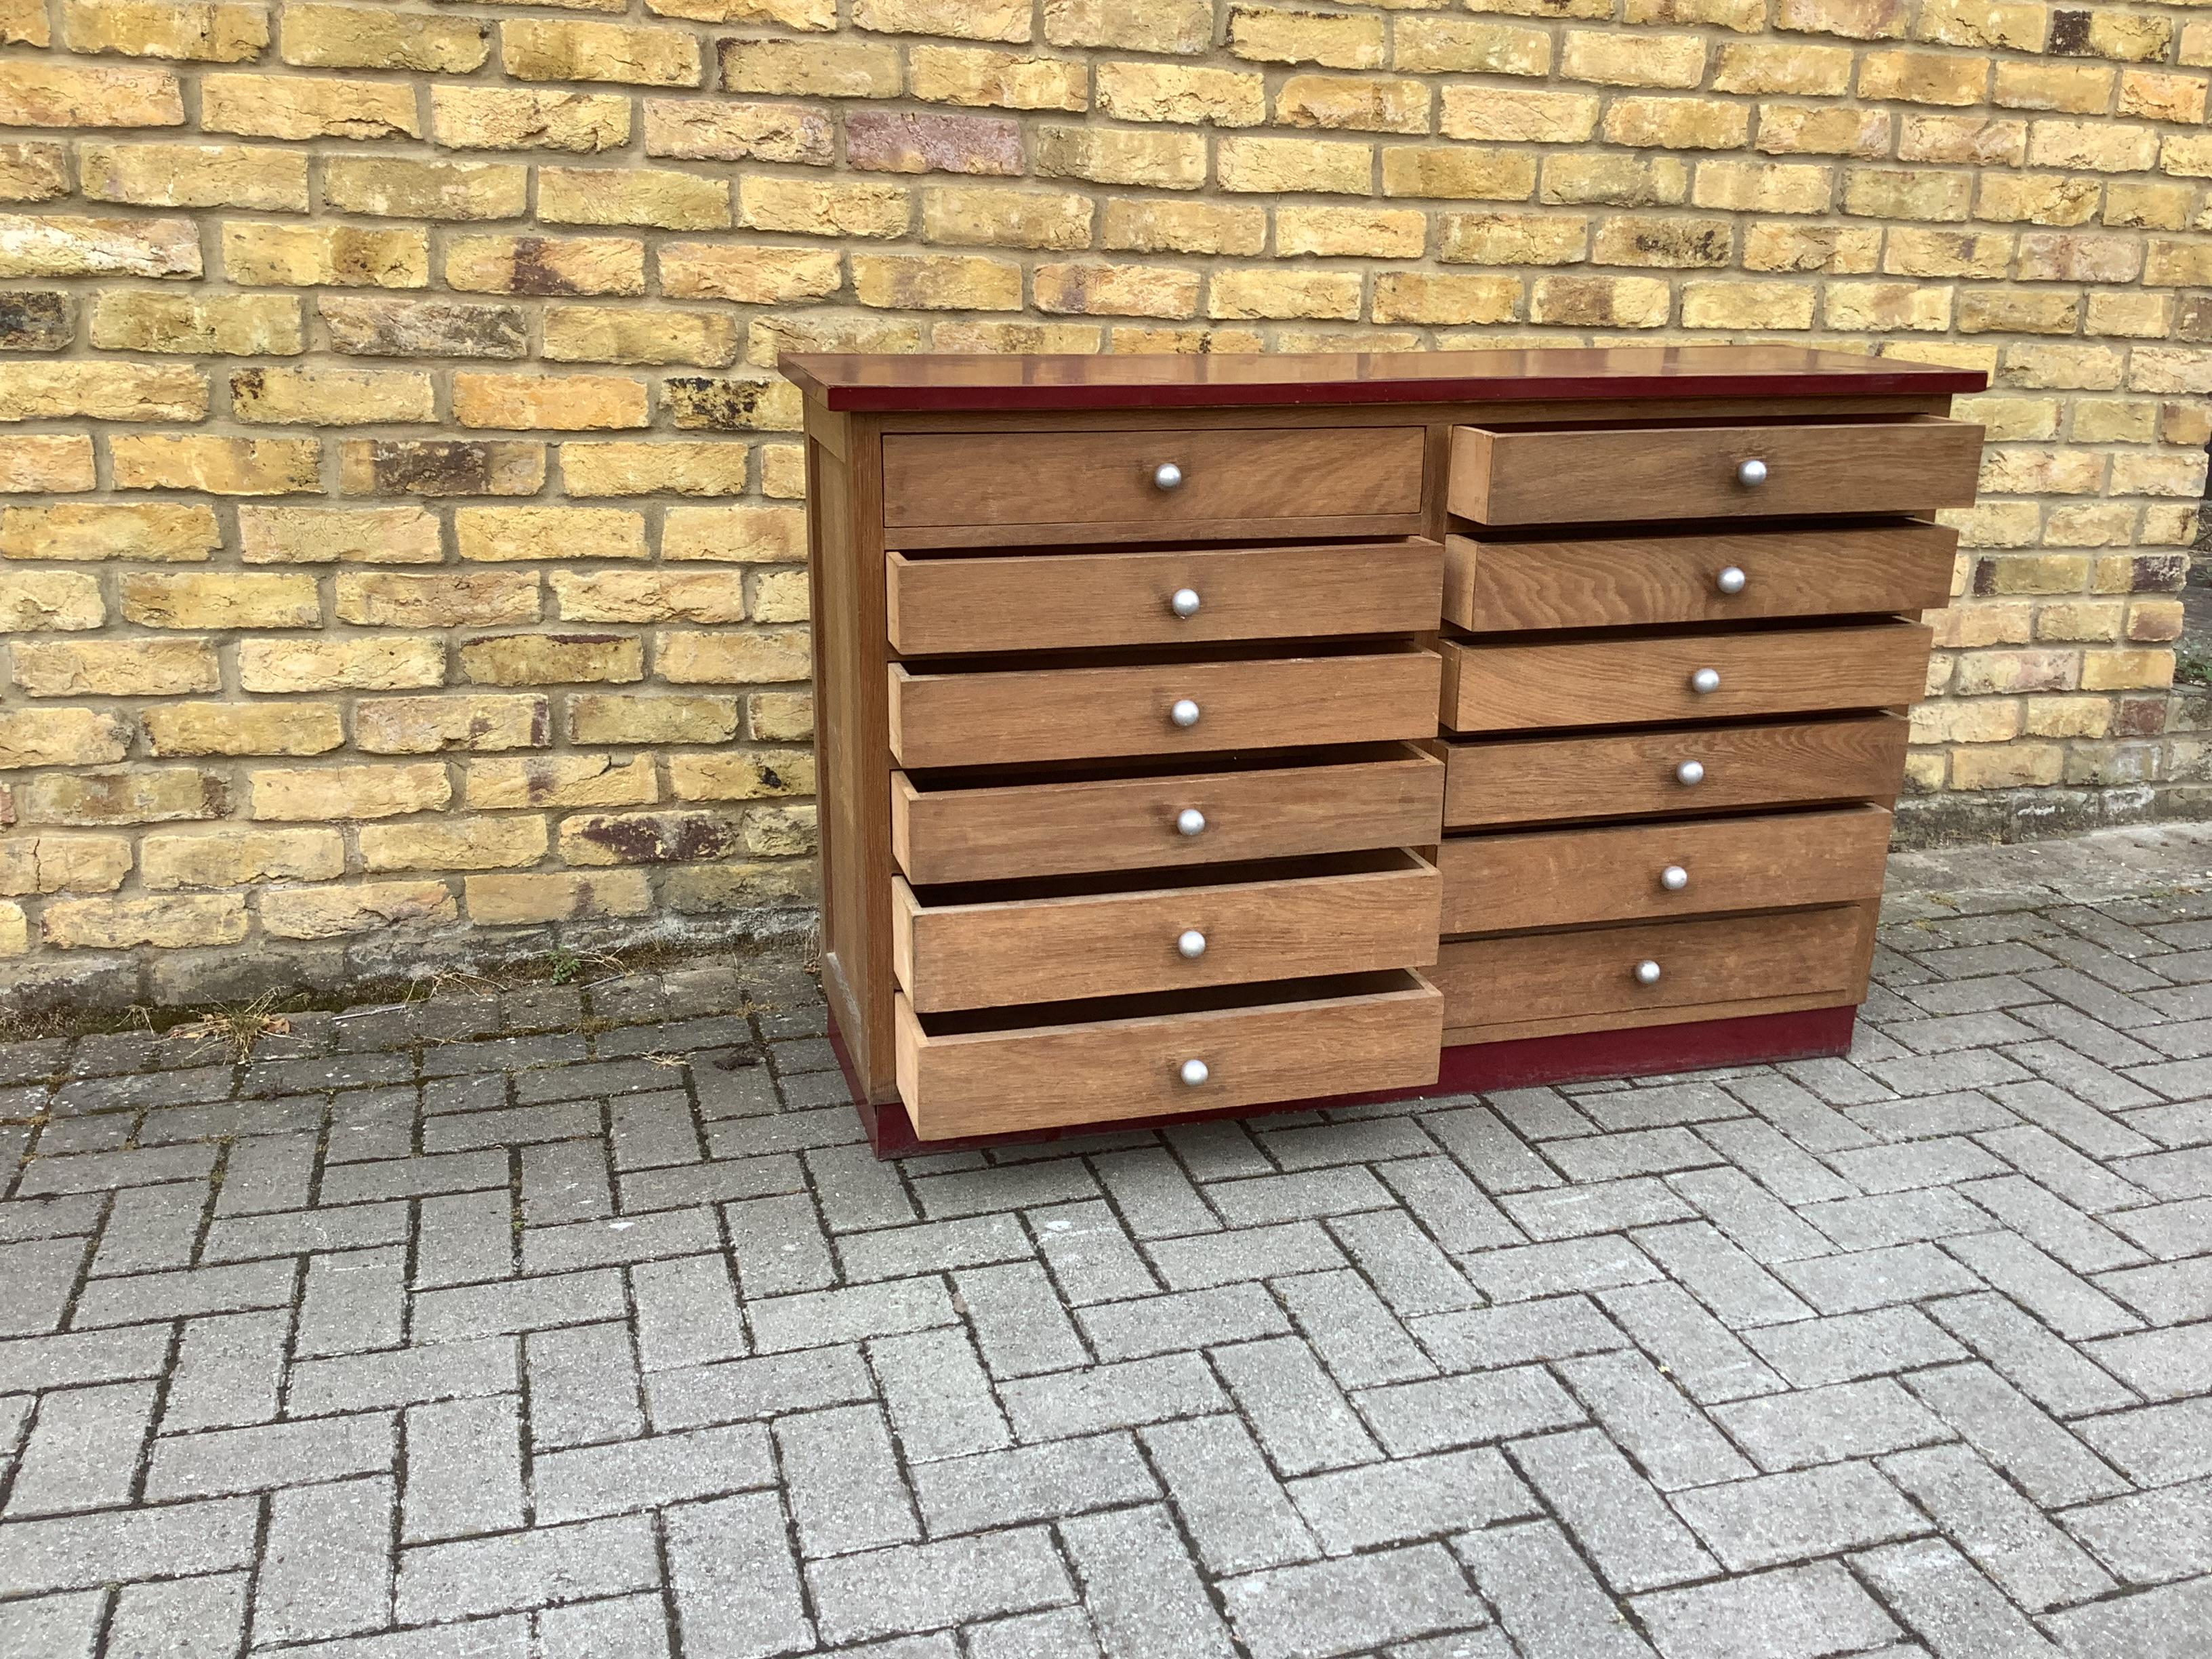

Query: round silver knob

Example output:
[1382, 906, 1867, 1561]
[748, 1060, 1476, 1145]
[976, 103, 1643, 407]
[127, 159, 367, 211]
[1170, 698, 1200, 729]
[1176, 808, 1206, 837]
[1689, 668, 1721, 695]
[1660, 865, 1689, 892]
[1715, 566, 1747, 596]
[1635, 960, 1663, 986]
[1675, 760, 1705, 787]
[1177, 928, 1206, 959]
[1179, 1058, 1209, 1086]
[1153, 462, 1183, 491]
[1170, 587, 1201, 619]
[1736, 458, 1767, 487]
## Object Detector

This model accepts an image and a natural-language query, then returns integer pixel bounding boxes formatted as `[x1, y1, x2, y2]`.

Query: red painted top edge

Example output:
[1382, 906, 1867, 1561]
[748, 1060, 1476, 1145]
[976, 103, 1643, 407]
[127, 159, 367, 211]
[780, 345, 1988, 413]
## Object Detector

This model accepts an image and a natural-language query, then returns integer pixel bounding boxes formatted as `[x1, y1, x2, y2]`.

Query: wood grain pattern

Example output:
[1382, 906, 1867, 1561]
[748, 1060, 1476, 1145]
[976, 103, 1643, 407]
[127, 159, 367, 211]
[1439, 621, 1932, 734]
[892, 747, 1446, 884]
[1431, 903, 1877, 1033]
[881, 426, 1425, 533]
[1443, 520, 1957, 632]
[1439, 804, 1893, 934]
[893, 851, 1442, 1012]
[888, 539, 1443, 655]
[895, 972, 1445, 1139]
[891, 647, 1443, 769]
[1450, 417, 1984, 525]
[1444, 715, 1908, 827]
[1443, 989, 1858, 1047]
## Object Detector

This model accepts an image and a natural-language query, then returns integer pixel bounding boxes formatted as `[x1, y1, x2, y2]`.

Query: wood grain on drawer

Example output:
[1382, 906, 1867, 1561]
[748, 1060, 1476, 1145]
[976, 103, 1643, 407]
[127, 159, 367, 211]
[1439, 804, 1893, 935]
[891, 647, 1442, 769]
[893, 745, 1444, 884]
[1443, 520, 1957, 633]
[893, 849, 1441, 1012]
[1439, 621, 1931, 734]
[882, 426, 1427, 545]
[1445, 715, 1908, 828]
[1450, 417, 1983, 525]
[1433, 903, 1876, 1042]
[888, 539, 1443, 655]
[895, 971, 1444, 1139]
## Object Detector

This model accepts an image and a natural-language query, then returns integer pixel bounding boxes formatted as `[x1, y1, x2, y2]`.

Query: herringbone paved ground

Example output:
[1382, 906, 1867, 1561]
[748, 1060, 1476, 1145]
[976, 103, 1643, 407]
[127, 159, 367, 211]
[4, 829, 2212, 1659]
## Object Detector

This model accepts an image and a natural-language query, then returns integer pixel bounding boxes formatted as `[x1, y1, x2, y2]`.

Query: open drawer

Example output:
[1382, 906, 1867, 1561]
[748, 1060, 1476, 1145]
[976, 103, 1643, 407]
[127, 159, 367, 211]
[895, 970, 1444, 1139]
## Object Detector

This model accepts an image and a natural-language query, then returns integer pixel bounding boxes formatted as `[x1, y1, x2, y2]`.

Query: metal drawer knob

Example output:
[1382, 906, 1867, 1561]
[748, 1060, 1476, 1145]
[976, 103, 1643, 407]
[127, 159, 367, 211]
[1170, 587, 1202, 619]
[1170, 698, 1201, 729]
[1177, 928, 1207, 959]
[1635, 959, 1663, 986]
[1153, 462, 1184, 491]
[1736, 458, 1767, 487]
[1715, 566, 1747, 596]
[1689, 668, 1721, 695]
[1176, 808, 1206, 837]
[1660, 865, 1689, 892]
[1180, 1058, 1209, 1086]
[1675, 760, 1705, 786]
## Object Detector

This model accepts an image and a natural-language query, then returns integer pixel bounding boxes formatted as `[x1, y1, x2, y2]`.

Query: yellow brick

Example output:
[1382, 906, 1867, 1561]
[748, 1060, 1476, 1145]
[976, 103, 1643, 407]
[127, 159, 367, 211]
[0, 211, 199, 279]
[1033, 125, 1207, 188]
[261, 880, 457, 940]
[921, 186, 1093, 251]
[1844, 168, 1973, 222]
[90, 293, 299, 362]
[1381, 144, 1536, 203]
[335, 572, 541, 629]
[1, 501, 217, 562]
[740, 176, 912, 237]
[1394, 18, 1549, 77]
[239, 637, 447, 693]
[356, 693, 548, 754]
[2081, 649, 2172, 692]
[2085, 291, 2171, 338]
[663, 504, 807, 562]
[1097, 62, 1265, 126]
[1857, 48, 1990, 106]
[17, 764, 225, 825]
[0, 707, 131, 769]
[281, 3, 490, 71]
[1910, 698, 2024, 745]
[1993, 61, 2112, 112]
[643, 98, 834, 164]
[1711, 41, 1855, 94]
[2162, 134, 2212, 179]
[201, 73, 418, 141]
[1043, 0, 1211, 53]
[1276, 205, 1426, 258]
[141, 699, 347, 756]
[1206, 267, 1361, 321]
[231, 365, 434, 427]
[1755, 104, 1891, 157]
[1681, 279, 1818, 329]
[239, 505, 438, 566]
[13, 637, 217, 697]
[2018, 230, 2139, 283]
[1218, 135, 1373, 194]
[551, 570, 747, 625]
[2001, 342, 2124, 389]
[1627, 0, 1765, 25]
[1898, 115, 2027, 166]
[2182, 18, 2212, 67]
[542, 306, 737, 368]
[1692, 160, 1832, 214]
[0, 834, 131, 895]
[1227, 5, 1382, 68]
[1100, 198, 1266, 254]
[646, 0, 834, 20]
[668, 750, 815, 802]
[121, 572, 319, 630]
[1541, 155, 1691, 206]
[249, 763, 451, 822]
[2117, 70, 2205, 125]
[539, 167, 728, 232]
[0, 60, 181, 129]
[110, 434, 319, 497]
[1370, 271, 1521, 325]
[62, 0, 266, 60]
[759, 447, 806, 497]
[1914, 0, 2045, 49]
[1441, 87, 1601, 144]
[0, 361, 207, 424]
[1824, 281, 1954, 331]
[854, 0, 1027, 38]
[1885, 227, 2013, 277]
[1032, 261, 1201, 317]
[658, 628, 812, 684]
[1601, 96, 1750, 150]
[854, 251, 1023, 310]
[360, 817, 546, 874]
[750, 570, 808, 623]
[503, 18, 701, 85]
[569, 693, 736, 746]
[45, 895, 246, 950]
[468, 754, 659, 810]
[720, 36, 901, 97]
[0, 141, 68, 201]
[2019, 695, 2111, 739]
[1441, 210, 1591, 264]
[0, 570, 102, 631]
[466, 869, 649, 924]
[2030, 119, 2158, 173]
[0, 436, 95, 495]
[323, 159, 527, 223]
[224, 222, 427, 289]
[1528, 274, 1672, 327]
[562, 442, 750, 497]
[452, 506, 645, 564]
[555, 807, 742, 867]
[1563, 29, 1705, 87]
[1981, 447, 2104, 494]
[1593, 215, 1734, 267]
[452, 373, 649, 432]
[2112, 451, 2207, 497]
[81, 142, 308, 211]
[1776, 0, 1908, 37]
[2045, 503, 2137, 545]
[1976, 173, 2101, 226]
[459, 632, 642, 688]
[1275, 75, 1430, 134]
[431, 87, 631, 154]
[142, 829, 344, 890]
[909, 45, 1087, 110]
[0, 0, 42, 44]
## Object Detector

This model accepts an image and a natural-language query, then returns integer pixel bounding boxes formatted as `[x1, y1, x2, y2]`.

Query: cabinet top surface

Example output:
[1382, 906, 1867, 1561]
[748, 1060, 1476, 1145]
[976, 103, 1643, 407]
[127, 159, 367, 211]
[779, 344, 1985, 413]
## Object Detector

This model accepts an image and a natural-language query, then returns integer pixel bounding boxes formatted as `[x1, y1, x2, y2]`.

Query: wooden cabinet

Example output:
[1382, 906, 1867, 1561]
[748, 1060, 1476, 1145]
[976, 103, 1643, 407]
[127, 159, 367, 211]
[785, 345, 1986, 1152]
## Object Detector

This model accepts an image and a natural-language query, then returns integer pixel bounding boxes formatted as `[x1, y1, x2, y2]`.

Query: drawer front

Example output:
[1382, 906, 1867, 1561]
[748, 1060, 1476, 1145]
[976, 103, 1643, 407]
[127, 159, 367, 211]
[1443, 522, 1957, 633]
[892, 649, 1442, 769]
[883, 426, 1427, 543]
[895, 972, 1444, 1139]
[893, 852, 1441, 1012]
[1450, 418, 1983, 525]
[889, 539, 1443, 656]
[1445, 715, 1908, 829]
[893, 747, 1445, 885]
[1434, 904, 1875, 1037]
[1439, 805, 1893, 935]
[1440, 621, 1931, 735]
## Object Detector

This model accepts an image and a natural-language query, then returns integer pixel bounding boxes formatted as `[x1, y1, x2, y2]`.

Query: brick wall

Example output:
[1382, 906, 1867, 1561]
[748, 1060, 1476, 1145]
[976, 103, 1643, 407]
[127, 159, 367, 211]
[0, 0, 2205, 1008]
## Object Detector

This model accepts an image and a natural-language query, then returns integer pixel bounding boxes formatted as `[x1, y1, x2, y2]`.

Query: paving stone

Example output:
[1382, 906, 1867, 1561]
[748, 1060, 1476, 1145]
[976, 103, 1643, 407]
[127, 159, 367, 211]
[1142, 1220, 1342, 1291]
[2041, 1574, 2212, 1659]
[1904, 1360, 2129, 1506]
[1213, 1336, 1382, 1475]
[297, 1246, 407, 1357]
[291, 1336, 521, 1418]
[1221, 1541, 1490, 1659]
[536, 1421, 775, 1524]
[1555, 1348, 1753, 1490]
[1459, 1233, 1659, 1302]
[394, 1513, 659, 1624]
[1775, 1242, 1984, 1315]
[1881, 1442, 2114, 1612]
[0, 1497, 257, 1596]
[1287, 1446, 1533, 1553]
[749, 1276, 955, 1354]
[870, 1326, 1011, 1462]
[1799, 1187, 1992, 1252]
[0, 1589, 101, 1658]
[105, 1571, 250, 1659]
[202, 1200, 411, 1264]
[1414, 1294, 1627, 1371]
[2074, 1396, 2212, 1486]
[146, 1412, 396, 1500]
[522, 1208, 718, 1275]
[1500, 1176, 1693, 1242]
[1077, 1282, 1290, 1361]
[776, 1403, 920, 1556]
[1031, 1200, 1157, 1303]
[964, 1607, 1101, 1659]
[2086, 1324, 2212, 1400]
[1633, 1219, 1814, 1327]
[842, 1212, 1033, 1282]
[1422, 1106, 1562, 1193]
[956, 1262, 1087, 1376]
[1275, 1267, 1435, 1389]
[1712, 1377, 1952, 1473]
[1959, 1174, 2146, 1273]
[1353, 1365, 1586, 1458]
[1634, 1561, 1900, 1659]
[724, 1191, 835, 1297]
[1924, 1291, 2136, 1418]
[808, 1528, 1076, 1645]
[537, 1591, 672, 1659]
[1329, 1209, 1481, 1314]
[73, 1258, 295, 1328]
[412, 1267, 626, 1345]
[1376, 1156, 1526, 1250]
[7, 1380, 155, 1516]
[1140, 1414, 1318, 1574]
[664, 1492, 815, 1659]
[1510, 1427, 1717, 1591]
[912, 1432, 1158, 1537]
[0, 1235, 89, 1336]
[1852, 1536, 2064, 1656]
[159, 1313, 292, 1436]
[1596, 1282, 1784, 1404]
[2053, 1475, 2212, 1584]
[630, 1252, 748, 1370]
[520, 1141, 615, 1227]
[1456, 1519, 1654, 1659]
[1671, 1462, 1930, 1572]
[1742, 1306, 1965, 1389]
[402, 1394, 525, 1541]
[417, 1190, 517, 1288]
[255, 1476, 396, 1644]
[646, 1345, 875, 1433]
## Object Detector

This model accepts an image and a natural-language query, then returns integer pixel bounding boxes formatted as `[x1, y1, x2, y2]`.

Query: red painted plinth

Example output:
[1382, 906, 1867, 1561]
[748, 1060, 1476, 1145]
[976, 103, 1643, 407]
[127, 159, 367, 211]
[830, 1005, 1858, 1160]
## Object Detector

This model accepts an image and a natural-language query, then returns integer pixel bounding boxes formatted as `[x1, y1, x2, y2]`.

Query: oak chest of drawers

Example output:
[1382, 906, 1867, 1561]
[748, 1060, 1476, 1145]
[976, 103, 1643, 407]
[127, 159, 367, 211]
[781, 347, 1986, 1153]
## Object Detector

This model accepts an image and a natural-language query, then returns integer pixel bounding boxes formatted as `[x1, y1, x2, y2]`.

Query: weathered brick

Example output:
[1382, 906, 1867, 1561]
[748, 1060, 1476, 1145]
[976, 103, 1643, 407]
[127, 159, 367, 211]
[0, 60, 182, 127]
[91, 292, 301, 356]
[14, 638, 218, 697]
[644, 98, 834, 163]
[502, 19, 701, 87]
[142, 702, 344, 758]
[281, 4, 490, 73]
[224, 223, 427, 288]
[201, 73, 418, 140]
[249, 763, 451, 822]
[0, 435, 96, 494]
[431, 87, 631, 154]
[238, 638, 447, 694]
[354, 693, 548, 755]
[81, 142, 306, 211]
[335, 573, 540, 630]
[110, 434, 319, 496]
[61, 0, 268, 60]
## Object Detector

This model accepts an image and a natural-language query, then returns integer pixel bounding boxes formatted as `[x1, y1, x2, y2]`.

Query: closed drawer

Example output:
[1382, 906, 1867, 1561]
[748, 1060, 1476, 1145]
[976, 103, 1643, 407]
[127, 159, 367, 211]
[888, 539, 1443, 656]
[1433, 904, 1875, 1039]
[1445, 715, 1908, 829]
[1450, 417, 1982, 525]
[893, 848, 1441, 1012]
[1439, 804, 1892, 935]
[892, 646, 1441, 769]
[1443, 521, 1956, 633]
[882, 426, 1427, 546]
[1439, 621, 1931, 735]
[893, 745, 1444, 884]
[895, 970, 1444, 1140]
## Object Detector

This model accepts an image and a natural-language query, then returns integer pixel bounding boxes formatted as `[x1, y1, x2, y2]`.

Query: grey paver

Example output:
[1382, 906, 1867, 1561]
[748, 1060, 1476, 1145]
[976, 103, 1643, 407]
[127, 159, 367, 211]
[910, 1433, 1158, 1537]
[1140, 1414, 1318, 1574]
[777, 1403, 920, 1556]
[1456, 1520, 1654, 1659]
[1061, 1502, 1239, 1659]
[1288, 1446, 1534, 1553]
[255, 1477, 396, 1644]
[807, 1529, 1075, 1645]
[1511, 1427, 1716, 1591]
[1670, 1462, 1931, 1572]
[664, 1492, 813, 1659]
[1221, 1542, 1491, 1659]
[394, 1513, 660, 1624]
[1851, 1537, 2064, 1657]
[402, 1394, 525, 1541]
[1881, 1443, 2116, 1612]
[1631, 1561, 1899, 1659]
